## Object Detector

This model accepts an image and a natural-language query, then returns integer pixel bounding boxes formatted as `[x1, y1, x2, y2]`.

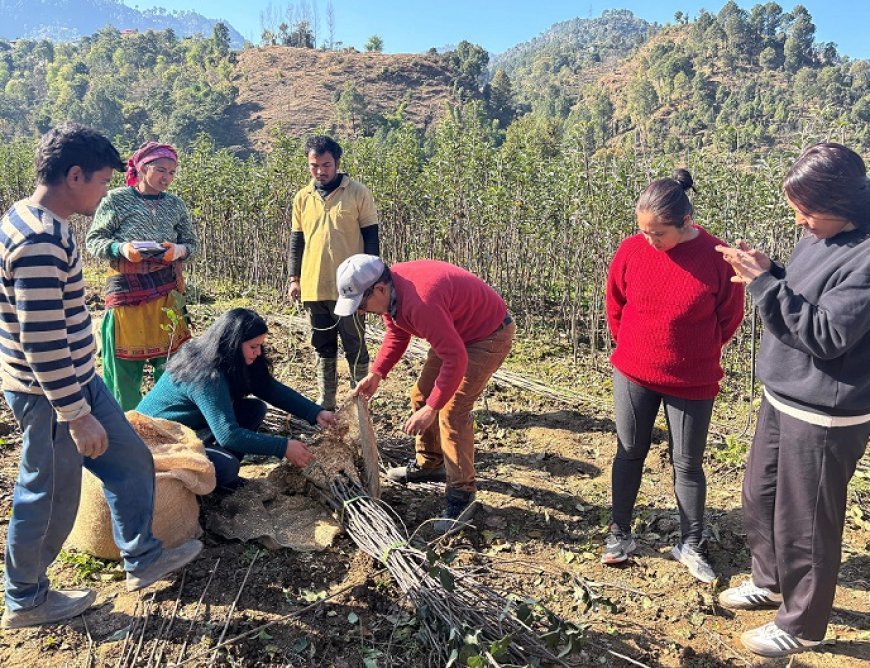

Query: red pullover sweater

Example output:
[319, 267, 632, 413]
[606, 227, 744, 400]
[371, 260, 508, 410]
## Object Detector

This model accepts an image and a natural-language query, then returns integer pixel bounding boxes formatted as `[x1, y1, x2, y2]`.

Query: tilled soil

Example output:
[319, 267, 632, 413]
[0, 314, 867, 667]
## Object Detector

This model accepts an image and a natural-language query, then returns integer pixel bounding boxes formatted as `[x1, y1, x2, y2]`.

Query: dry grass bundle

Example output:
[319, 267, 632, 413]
[304, 398, 364, 491]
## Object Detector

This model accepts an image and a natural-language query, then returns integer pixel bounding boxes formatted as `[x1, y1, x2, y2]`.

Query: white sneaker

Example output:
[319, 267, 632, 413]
[719, 580, 783, 610]
[740, 622, 820, 657]
[671, 541, 716, 583]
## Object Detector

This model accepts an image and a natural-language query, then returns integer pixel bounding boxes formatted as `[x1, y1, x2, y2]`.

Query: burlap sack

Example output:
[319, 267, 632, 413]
[207, 466, 343, 551]
[65, 411, 217, 560]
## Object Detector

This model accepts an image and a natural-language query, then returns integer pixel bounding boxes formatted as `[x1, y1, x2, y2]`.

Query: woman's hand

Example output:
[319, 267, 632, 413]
[353, 372, 382, 400]
[119, 242, 143, 263]
[403, 405, 437, 436]
[284, 439, 314, 468]
[161, 242, 187, 262]
[715, 240, 772, 284]
[316, 410, 336, 428]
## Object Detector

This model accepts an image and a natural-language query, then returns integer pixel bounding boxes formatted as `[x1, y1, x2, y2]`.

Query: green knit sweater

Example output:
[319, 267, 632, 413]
[137, 370, 322, 458]
[86, 186, 199, 260]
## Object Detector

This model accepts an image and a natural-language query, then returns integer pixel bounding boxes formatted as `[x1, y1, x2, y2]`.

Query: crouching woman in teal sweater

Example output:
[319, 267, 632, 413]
[137, 308, 335, 490]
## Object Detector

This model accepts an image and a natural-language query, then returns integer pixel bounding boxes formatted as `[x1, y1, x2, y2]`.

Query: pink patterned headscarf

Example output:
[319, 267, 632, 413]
[125, 142, 178, 186]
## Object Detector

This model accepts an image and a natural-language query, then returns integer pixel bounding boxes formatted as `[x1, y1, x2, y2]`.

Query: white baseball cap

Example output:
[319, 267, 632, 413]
[334, 254, 386, 316]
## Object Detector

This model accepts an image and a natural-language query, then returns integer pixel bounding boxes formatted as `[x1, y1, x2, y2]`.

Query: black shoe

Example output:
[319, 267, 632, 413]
[386, 460, 446, 484]
[432, 489, 478, 534]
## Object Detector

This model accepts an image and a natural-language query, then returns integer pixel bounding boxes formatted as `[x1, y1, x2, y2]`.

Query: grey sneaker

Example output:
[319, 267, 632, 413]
[432, 490, 478, 535]
[671, 541, 717, 583]
[1, 589, 97, 629]
[386, 460, 447, 484]
[601, 524, 636, 564]
[740, 622, 819, 657]
[126, 539, 203, 592]
[719, 580, 783, 609]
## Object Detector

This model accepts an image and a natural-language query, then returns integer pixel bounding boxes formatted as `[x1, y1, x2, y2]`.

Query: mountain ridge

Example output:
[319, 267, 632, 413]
[0, 0, 246, 47]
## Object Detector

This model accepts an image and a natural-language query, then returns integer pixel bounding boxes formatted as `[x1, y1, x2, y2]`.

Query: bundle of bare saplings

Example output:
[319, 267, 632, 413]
[305, 398, 580, 666]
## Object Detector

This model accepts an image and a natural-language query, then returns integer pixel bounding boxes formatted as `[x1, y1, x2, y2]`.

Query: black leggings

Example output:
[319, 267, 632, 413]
[610, 369, 714, 545]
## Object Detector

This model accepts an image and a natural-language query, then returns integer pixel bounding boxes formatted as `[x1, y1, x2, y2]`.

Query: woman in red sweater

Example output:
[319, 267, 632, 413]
[603, 169, 744, 582]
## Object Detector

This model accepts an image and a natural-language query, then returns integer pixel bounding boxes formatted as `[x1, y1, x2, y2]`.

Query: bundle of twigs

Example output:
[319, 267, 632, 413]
[324, 474, 568, 667]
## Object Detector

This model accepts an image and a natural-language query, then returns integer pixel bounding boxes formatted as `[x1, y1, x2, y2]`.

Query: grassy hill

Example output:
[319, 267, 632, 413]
[229, 47, 469, 152]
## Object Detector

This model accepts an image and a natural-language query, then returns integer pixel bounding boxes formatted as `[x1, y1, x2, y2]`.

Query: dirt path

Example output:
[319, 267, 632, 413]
[0, 313, 867, 667]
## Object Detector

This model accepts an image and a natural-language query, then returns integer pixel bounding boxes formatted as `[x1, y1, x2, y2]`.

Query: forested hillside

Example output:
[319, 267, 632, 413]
[0, 0, 245, 47]
[1, 2, 869, 155]
[490, 9, 654, 116]
[0, 24, 242, 150]
[495, 2, 870, 153]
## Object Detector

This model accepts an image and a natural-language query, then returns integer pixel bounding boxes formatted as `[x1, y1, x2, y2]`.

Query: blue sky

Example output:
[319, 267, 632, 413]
[124, 1, 870, 59]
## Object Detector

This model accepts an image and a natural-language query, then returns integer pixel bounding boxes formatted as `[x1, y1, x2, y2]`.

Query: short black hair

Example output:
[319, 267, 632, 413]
[35, 123, 125, 185]
[304, 135, 343, 162]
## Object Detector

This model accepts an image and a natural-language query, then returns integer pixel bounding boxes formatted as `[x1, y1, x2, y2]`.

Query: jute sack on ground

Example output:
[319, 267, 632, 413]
[208, 399, 370, 551]
[65, 411, 216, 560]
[207, 465, 343, 551]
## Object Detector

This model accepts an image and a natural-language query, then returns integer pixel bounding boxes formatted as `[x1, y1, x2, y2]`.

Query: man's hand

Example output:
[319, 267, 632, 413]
[285, 439, 314, 468]
[288, 279, 301, 302]
[353, 372, 382, 400]
[68, 413, 108, 459]
[160, 242, 187, 263]
[316, 410, 336, 428]
[403, 405, 437, 436]
[119, 242, 143, 263]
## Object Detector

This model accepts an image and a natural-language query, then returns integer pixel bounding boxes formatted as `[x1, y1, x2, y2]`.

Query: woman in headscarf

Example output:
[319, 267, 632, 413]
[86, 141, 199, 410]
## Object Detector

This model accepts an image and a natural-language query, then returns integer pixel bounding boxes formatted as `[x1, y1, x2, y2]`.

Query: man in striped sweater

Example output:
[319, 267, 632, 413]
[0, 124, 202, 630]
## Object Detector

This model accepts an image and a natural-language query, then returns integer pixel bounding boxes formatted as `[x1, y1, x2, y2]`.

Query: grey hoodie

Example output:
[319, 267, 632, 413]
[748, 228, 870, 416]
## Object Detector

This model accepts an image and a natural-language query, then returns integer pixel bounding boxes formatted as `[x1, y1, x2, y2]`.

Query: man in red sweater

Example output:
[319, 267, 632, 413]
[334, 254, 515, 533]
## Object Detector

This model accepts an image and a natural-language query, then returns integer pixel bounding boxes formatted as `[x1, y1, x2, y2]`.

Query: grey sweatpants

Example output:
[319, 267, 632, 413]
[743, 397, 869, 641]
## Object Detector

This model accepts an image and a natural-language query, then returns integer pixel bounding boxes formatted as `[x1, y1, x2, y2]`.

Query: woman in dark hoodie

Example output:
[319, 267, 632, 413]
[716, 143, 870, 658]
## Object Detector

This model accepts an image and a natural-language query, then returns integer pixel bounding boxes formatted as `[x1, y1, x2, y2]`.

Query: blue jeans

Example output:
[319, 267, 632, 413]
[610, 369, 714, 545]
[3, 376, 162, 611]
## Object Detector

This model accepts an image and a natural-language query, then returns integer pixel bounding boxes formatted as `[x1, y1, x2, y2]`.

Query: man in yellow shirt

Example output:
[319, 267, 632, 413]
[287, 136, 379, 409]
